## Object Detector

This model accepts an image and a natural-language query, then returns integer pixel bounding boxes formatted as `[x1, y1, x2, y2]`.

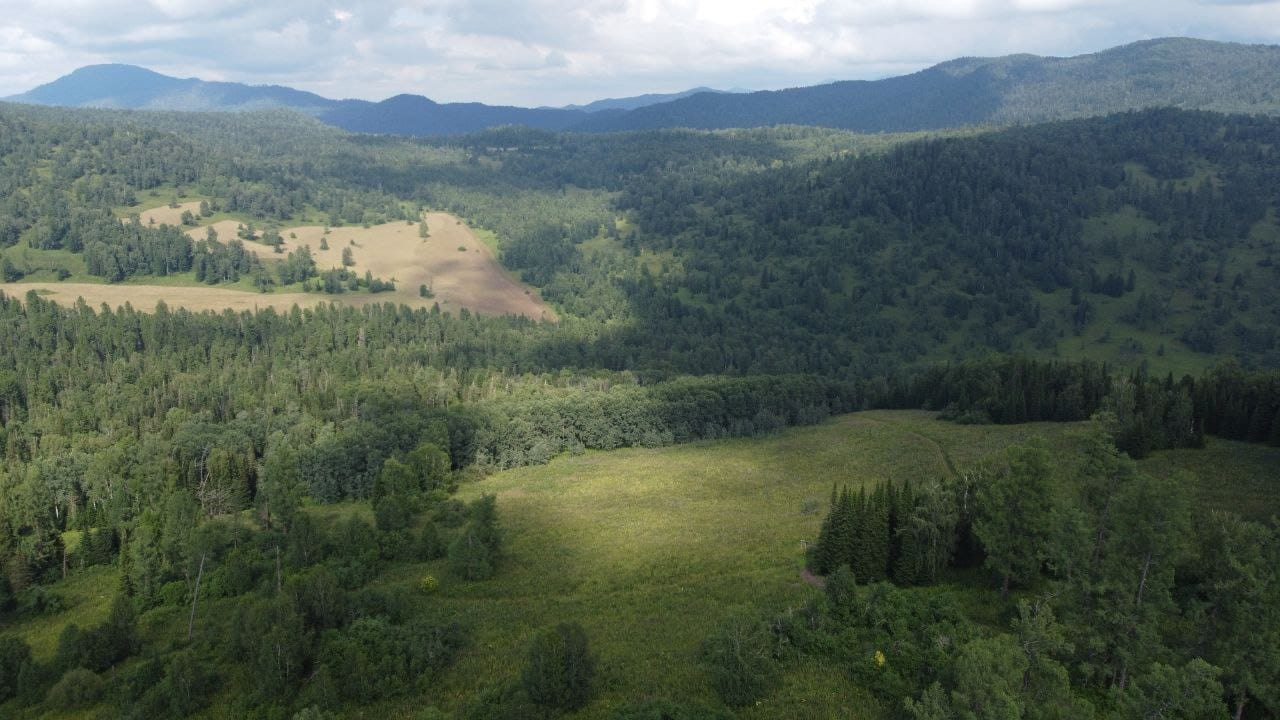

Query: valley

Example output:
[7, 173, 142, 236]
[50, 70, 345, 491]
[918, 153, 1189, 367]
[0, 31, 1279, 720]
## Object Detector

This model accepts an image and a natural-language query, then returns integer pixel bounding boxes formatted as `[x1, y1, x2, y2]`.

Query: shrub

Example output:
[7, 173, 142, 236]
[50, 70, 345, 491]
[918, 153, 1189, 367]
[420, 575, 439, 594]
[824, 565, 858, 616]
[292, 706, 338, 720]
[448, 527, 494, 581]
[18, 585, 65, 614]
[462, 681, 548, 720]
[113, 655, 164, 704]
[288, 565, 347, 631]
[154, 650, 215, 717]
[0, 635, 32, 701]
[433, 499, 469, 527]
[612, 698, 734, 720]
[700, 614, 780, 706]
[374, 494, 413, 532]
[45, 667, 104, 710]
[522, 622, 596, 710]
[418, 522, 446, 560]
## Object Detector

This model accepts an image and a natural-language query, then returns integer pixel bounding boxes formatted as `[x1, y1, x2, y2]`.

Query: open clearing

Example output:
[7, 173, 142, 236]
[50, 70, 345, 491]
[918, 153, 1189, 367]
[5, 210, 554, 319]
[5, 410, 1275, 719]
[424, 411, 1278, 719]
[236, 211, 555, 319]
[133, 200, 204, 226]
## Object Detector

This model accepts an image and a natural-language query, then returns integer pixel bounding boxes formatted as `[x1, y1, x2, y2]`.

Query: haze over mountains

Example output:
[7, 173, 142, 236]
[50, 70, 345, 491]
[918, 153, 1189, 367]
[7, 37, 1280, 136]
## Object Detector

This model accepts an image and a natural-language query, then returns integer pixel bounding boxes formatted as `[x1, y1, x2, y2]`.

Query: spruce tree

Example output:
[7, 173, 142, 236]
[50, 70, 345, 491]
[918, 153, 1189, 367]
[811, 486, 840, 573]
[833, 488, 857, 572]
[851, 487, 879, 582]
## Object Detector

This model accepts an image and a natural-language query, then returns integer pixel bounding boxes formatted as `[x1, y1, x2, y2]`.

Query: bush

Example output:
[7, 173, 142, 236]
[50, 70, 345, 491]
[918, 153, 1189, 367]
[18, 585, 65, 614]
[317, 616, 465, 702]
[462, 681, 548, 720]
[0, 635, 32, 702]
[0, 574, 12, 613]
[113, 655, 164, 704]
[292, 707, 338, 720]
[45, 667, 104, 710]
[824, 565, 859, 616]
[418, 522, 446, 560]
[54, 594, 139, 672]
[522, 623, 596, 711]
[420, 575, 439, 594]
[288, 565, 347, 631]
[374, 494, 413, 532]
[612, 698, 734, 720]
[432, 499, 469, 527]
[448, 527, 494, 581]
[158, 580, 188, 606]
[701, 614, 780, 706]
[153, 650, 215, 717]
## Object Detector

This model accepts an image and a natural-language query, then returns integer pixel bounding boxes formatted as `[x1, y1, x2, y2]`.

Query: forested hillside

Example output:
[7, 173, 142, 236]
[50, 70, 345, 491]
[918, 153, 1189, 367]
[4, 104, 1280, 375]
[1, 99, 1279, 719]
[577, 38, 1280, 132]
[14, 39, 1280, 138]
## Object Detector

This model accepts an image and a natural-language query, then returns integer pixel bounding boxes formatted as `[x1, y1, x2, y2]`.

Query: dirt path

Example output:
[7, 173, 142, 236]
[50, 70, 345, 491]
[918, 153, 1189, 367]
[800, 568, 827, 589]
[855, 414, 961, 479]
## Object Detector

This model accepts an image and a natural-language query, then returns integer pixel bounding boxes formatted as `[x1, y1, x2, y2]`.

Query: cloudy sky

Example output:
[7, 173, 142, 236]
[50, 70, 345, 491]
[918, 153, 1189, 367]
[2, 0, 1279, 106]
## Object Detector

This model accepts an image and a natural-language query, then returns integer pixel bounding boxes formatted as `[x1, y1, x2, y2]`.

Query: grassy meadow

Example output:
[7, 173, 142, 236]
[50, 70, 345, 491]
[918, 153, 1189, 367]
[1, 205, 553, 319]
[5, 410, 1276, 719]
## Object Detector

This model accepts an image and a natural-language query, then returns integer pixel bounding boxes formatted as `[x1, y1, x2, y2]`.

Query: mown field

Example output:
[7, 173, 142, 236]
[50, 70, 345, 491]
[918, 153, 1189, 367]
[8, 410, 1273, 719]
[1, 203, 554, 320]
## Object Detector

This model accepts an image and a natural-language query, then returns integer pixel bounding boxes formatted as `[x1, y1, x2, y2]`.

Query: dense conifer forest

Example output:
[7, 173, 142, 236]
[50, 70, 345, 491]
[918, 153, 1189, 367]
[0, 100, 1278, 719]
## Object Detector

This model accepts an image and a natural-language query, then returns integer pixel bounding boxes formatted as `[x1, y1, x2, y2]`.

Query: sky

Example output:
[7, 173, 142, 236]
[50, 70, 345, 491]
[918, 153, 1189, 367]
[2, 0, 1280, 106]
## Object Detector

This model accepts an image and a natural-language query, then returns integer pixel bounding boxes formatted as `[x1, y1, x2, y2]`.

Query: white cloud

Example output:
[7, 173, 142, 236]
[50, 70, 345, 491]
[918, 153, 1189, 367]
[0, 0, 1278, 105]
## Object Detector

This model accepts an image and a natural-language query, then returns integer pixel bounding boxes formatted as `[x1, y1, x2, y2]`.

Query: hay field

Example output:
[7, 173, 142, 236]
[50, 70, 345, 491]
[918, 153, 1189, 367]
[0, 282, 331, 313]
[239, 212, 555, 319]
[7, 211, 554, 319]
[134, 200, 203, 226]
[184, 219, 245, 243]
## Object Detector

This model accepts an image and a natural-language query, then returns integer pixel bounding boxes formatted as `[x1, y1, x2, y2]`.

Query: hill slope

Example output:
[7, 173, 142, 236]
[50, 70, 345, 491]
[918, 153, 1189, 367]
[319, 94, 585, 134]
[6, 63, 335, 114]
[5, 64, 590, 135]
[14, 38, 1280, 137]
[561, 87, 732, 112]
[574, 38, 1280, 132]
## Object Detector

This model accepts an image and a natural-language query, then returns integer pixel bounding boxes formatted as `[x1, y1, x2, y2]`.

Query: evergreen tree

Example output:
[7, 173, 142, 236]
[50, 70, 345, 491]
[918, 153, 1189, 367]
[522, 623, 597, 710]
[974, 441, 1058, 595]
[447, 527, 494, 581]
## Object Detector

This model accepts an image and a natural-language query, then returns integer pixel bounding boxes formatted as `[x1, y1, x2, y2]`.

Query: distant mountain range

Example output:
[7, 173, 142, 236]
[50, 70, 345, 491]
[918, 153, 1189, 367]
[576, 37, 1280, 133]
[559, 87, 734, 113]
[8, 38, 1280, 136]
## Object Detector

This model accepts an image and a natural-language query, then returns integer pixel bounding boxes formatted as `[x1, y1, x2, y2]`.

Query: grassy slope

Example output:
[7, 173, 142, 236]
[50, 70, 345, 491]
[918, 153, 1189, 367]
[390, 411, 1272, 719]
[4, 411, 1276, 719]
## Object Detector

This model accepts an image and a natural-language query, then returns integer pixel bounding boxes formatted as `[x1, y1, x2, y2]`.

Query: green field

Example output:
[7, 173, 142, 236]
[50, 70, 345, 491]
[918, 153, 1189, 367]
[5, 410, 1275, 719]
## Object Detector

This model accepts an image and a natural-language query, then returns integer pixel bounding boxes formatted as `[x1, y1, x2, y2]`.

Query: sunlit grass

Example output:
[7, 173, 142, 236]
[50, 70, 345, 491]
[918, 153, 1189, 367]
[4, 411, 1274, 719]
